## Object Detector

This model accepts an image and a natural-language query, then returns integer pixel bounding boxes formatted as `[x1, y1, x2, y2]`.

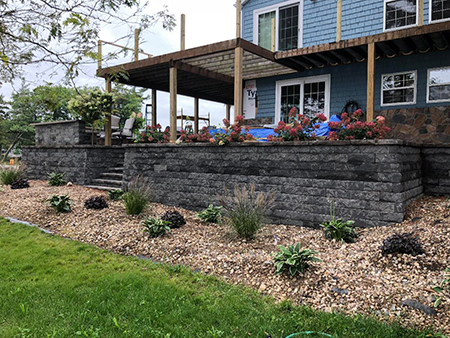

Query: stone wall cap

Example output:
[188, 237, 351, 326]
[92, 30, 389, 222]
[22, 145, 123, 150]
[31, 120, 83, 127]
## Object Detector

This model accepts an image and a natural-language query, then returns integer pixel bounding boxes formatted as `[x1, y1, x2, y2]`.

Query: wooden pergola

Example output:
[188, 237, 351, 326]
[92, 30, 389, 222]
[97, 2, 450, 145]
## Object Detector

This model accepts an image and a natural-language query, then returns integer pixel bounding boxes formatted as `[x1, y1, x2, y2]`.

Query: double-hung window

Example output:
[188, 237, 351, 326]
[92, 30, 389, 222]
[254, 0, 302, 51]
[275, 75, 330, 123]
[381, 71, 417, 106]
[427, 67, 450, 103]
[384, 0, 418, 31]
[430, 0, 450, 23]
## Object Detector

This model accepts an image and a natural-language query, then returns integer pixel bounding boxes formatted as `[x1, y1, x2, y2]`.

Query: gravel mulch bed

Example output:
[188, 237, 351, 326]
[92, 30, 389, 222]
[0, 181, 449, 334]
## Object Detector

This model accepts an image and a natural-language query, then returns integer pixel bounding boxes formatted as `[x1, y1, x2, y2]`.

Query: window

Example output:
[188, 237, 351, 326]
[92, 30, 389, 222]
[384, 0, 417, 31]
[430, 0, 450, 22]
[253, 0, 302, 51]
[275, 75, 330, 123]
[427, 67, 450, 103]
[381, 71, 416, 106]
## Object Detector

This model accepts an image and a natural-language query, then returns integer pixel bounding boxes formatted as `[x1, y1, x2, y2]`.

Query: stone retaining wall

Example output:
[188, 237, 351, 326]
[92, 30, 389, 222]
[22, 146, 124, 185]
[123, 140, 423, 228]
[32, 120, 91, 146]
[422, 145, 450, 195]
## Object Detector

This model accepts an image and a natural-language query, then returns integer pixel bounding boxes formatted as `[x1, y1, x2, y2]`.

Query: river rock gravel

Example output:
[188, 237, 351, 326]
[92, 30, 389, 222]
[0, 181, 449, 334]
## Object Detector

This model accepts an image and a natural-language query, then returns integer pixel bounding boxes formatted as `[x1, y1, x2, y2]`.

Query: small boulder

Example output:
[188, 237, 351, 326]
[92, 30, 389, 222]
[401, 299, 437, 315]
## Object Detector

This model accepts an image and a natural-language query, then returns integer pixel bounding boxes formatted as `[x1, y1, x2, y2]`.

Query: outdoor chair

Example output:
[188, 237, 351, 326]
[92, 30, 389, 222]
[112, 118, 135, 138]
[111, 115, 120, 133]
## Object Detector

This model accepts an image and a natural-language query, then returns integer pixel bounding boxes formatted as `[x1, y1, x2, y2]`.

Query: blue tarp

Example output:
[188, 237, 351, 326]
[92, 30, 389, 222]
[209, 115, 341, 141]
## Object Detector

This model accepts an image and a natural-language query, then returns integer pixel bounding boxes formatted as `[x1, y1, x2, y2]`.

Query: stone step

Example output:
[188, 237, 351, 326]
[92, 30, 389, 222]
[85, 185, 120, 191]
[91, 179, 122, 187]
[109, 167, 124, 173]
[100, 173, 123, 179]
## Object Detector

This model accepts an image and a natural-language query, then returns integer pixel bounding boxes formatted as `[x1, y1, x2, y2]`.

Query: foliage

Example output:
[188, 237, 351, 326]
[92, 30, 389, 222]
[84, 196, 109, 210]
[45, 195, 72, 213]
[123, 175, 152, 215]
[320, 200, 357, 243]
[10, 178, 30, 190]
[218, 184, 276, 239]
[432, 268, 450, 308]
[268, 107, 327, 142]
[274, 243, 322, 276]
[142, 216, 171, 238]
[212, 115, 255, 145]
[47, 172, 67, 186]
[161, 210, 186, 229]
[108, 189, 124, 201]
[0, 0, 175, 83]
[137, 124, 170, 143]
[380, 232, 425, 256]
[0, 219, 432, 338]
[130, 112, 145, 131]
[197, 204, 223, 224]
[179, 126, 213, 143]
[0, 166, 24, 185]
[113, 85, 148, 123]
[327, 109, 391, 140]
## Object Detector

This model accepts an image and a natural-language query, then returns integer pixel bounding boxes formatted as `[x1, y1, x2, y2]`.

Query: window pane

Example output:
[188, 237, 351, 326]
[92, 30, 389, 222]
[429, 67, 450, 85]
[281, 84, 301, 122]
[429, 85, 450, 101]
[258, 11, 276, 50]
[382, 71, 415, 104]
[304, 81, 325, 117]
[279, 5, 299, 51]
[432, 0, 450, 21]
[385, 0, 417, 29]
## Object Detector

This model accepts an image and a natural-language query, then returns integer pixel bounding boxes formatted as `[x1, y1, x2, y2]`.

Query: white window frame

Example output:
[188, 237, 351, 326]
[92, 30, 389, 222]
[275, 75, 331, 123]
[427, 66, 450, 103]
[383, 0, 418, 32]
[380, 70, 417, 107]
[253, 0, 303, 51]
[429, 0, 450, 23]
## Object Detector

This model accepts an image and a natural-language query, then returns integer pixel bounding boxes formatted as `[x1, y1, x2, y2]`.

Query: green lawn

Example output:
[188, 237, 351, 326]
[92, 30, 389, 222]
[0, 218, 436, 338]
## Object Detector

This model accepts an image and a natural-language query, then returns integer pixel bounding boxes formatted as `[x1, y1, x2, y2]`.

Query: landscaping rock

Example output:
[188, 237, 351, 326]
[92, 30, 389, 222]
[401, 299, 437, 315]
[331, 287, 349, 296]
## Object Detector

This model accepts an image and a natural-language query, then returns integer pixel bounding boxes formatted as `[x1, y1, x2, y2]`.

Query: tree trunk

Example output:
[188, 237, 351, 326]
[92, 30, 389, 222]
[2, 132, 23, 163]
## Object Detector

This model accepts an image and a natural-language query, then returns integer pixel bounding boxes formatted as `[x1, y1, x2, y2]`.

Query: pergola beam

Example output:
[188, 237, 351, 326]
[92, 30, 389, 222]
[172, 60, 234, 84]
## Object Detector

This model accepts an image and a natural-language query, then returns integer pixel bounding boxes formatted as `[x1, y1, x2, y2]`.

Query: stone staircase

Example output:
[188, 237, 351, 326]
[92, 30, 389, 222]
[85, 165, 124, 191]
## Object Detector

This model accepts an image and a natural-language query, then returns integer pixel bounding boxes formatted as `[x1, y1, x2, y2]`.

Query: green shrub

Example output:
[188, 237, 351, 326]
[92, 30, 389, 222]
[197, 204, 222, 223]
[218, 184, 276, 239]
[321, 201, 357, 243]
[47, 172, 67, 186]
[123, 175, 152, 215]
[0, 166, 23, 185]
[274, 243, 321, 276]
[433, 268, 450, 308]
[45, 195, 72, 213]
[142, 217, 171, 238]
[108, 189, 124, 201]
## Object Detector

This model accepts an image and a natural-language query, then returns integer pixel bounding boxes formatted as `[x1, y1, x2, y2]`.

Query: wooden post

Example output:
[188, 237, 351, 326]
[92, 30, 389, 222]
[366, 42, 375, 121]
[181, 14, 186, 51]
[234, 47, 244, 119]
[170, 67, 177, 142]
[271, 18, 276, 52]
[134, 29, 139, 61]
[336, 0, 342, 42]
[105, 79, 112, 146]
[194, 98, 199, 134]
[236, 0, 241, 38]
[151, 89, 157, 126]
[418, 0, 424, 26]
[98, 40, 102, 69]
[226, 104, 231, 122]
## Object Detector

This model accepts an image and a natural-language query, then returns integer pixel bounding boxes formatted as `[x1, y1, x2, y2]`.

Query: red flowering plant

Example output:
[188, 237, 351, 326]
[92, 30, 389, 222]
[178, 126, 212, 143]
[137, 124, 170, 143]
[327, 109, 391, 141]
[212, 115, 255, 146]
[267, 107, 328, 142]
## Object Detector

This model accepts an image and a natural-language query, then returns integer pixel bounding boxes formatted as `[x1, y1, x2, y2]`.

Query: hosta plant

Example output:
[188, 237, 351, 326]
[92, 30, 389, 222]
[142, 217, 171, 238]
[161, 210, 186, 229]
[48, 172, 67, 186]
[197, 204, 223, 224]
[274, 243, 321, 276]
[45, 195, 72, 213]
[108, 189, 124, 201]
[380, 232, 425, 256]
[320, 200, 357, 243]
[84, 196, 109, 210]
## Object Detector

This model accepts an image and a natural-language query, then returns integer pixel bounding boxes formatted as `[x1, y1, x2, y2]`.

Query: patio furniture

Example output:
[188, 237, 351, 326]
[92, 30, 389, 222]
[111, 115, 120, 132]
[112, 118, 135, 138]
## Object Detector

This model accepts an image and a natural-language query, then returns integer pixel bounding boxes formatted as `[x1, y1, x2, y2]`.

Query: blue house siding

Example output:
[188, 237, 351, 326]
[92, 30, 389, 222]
[255, 49, 450, 121]
[243, 0, 436, 49]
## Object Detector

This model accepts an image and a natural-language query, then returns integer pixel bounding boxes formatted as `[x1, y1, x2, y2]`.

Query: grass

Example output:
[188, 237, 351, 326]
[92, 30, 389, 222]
[0, 218, 438, 338]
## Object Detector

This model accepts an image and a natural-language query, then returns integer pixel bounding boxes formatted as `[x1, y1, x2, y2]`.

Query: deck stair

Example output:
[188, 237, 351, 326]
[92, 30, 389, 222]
[85, 166, 124, 191]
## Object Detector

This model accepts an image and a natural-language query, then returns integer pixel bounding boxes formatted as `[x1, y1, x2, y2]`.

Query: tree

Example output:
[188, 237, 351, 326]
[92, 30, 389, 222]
[0, 0, 175, 84]
[113, 84, 148, 122]
[0, 94, 10, 152]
